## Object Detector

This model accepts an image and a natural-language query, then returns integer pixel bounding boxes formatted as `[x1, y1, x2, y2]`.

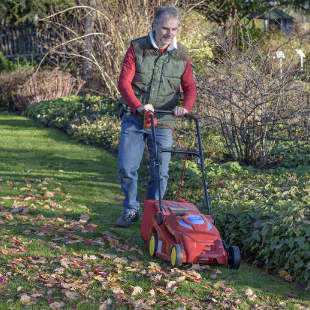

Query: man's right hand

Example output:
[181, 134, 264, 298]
[136, 104, 154, 114]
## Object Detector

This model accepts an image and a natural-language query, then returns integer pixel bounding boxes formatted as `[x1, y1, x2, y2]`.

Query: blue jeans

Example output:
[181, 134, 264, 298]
[118, 114, 172, 213]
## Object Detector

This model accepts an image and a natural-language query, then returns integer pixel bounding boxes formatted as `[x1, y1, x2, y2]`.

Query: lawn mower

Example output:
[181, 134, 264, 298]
[140, 110, 241, 268]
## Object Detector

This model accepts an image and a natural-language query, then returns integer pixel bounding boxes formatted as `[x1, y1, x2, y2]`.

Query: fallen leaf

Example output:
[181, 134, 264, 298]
[155, 287, 168, 295]
[64, 290, 80, 300]
[150, 274, 162, 282]
[49, 301, 65, 309]
[45, 191, 55, 198]
[183, 269, 202, 282]
[213, 281, 226, 289]
[145, 298, 156, 306]
[245, 288, 257, 300]
[20, 294, 32, 305]
[166, 280, 177, 290]
[60, 258, 70, 268]
[101, 253, 117, 260]
[224, 287, 233, 295]
[98, 298, 113, 310]
[111, 286, 124, 294]
[113, 257, 128, 265]
[131, 286, 143, 296]
[130, 300, 152, 310]
[175, 275, 186, 283]
[148, 262, 161, 272]
[0, 276, 7, 285]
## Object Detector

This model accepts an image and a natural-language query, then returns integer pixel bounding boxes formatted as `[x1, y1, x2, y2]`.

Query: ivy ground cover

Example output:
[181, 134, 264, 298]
[0, 111, 309, 309]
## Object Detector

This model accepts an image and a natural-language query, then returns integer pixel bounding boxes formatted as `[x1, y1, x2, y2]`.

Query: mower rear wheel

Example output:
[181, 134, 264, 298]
[228, 246, 241, 269]
[149, 233, 158, 257]
[170, 244, 183, 267]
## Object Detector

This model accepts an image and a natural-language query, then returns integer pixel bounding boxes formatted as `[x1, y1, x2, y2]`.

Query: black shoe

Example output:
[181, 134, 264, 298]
[116, 210, 139, 228]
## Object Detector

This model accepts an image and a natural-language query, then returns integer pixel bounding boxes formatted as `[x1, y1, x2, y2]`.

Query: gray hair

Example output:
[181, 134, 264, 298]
[153, 5, 181, 25]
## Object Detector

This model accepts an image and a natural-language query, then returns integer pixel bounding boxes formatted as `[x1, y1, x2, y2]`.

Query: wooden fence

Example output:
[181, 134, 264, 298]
[0, 24, 57, 59]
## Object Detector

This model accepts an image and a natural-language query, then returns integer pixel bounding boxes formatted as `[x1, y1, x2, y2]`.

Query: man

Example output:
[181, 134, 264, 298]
[116, 5, 197, 227]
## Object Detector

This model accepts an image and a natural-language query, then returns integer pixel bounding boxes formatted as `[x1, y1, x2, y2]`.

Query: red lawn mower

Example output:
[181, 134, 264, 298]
[140, 110, 241, 268]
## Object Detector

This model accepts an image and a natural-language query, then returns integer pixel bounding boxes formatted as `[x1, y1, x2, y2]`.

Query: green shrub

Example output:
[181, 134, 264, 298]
[70, 115, 120, 151]
[174, 119, 229, 162]
[25, 95, 120, 152]
[271, 141, 310, 168]
[165, 160, 310, 288]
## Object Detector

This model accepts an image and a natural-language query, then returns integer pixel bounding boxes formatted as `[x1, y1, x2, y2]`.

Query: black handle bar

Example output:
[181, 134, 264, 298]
[151, 109, 211, 215]
[154, 109, 199, 121]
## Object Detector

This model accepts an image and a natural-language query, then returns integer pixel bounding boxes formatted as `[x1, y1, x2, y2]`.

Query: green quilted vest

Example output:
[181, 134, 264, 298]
[119, 35, 188, 127]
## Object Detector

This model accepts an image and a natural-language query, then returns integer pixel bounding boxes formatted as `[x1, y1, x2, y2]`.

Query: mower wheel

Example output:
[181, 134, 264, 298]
[228, 246, 241, 269]
[148, 233, 158, 257]
[170, 244, 183, 267]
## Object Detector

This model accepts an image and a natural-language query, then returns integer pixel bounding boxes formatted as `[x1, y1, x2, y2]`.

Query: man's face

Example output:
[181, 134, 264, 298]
[153, 14, 180, 49]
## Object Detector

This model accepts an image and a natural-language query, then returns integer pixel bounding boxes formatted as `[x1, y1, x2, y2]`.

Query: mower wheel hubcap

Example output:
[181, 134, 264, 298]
[170, 244, 183, 267]
[171, 247, 176, 265]
[149, 233, 158, 257]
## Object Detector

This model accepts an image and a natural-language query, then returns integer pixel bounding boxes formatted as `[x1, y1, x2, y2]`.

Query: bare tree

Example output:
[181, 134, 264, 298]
[38, 0, 197, 96]
[195, 26, 310, 167]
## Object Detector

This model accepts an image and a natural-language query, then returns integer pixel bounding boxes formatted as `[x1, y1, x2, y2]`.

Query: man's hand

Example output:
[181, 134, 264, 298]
[173, 106, 188, 117]
[136, 104, 154, 113]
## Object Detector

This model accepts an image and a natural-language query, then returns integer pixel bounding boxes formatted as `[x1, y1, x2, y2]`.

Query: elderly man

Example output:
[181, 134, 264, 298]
[116, 5, 197, 227]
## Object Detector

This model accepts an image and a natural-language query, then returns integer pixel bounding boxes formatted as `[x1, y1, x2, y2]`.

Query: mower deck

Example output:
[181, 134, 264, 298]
[141, 200, 228, 266]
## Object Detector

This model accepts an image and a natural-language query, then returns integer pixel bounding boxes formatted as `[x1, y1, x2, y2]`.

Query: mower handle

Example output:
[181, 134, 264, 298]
[151, 109, 211, 216]
[154, 109, 199, 121]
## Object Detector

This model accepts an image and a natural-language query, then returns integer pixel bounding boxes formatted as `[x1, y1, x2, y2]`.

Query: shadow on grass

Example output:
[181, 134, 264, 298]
[0, 148, 116, 174]
[0, 118, 42, 129]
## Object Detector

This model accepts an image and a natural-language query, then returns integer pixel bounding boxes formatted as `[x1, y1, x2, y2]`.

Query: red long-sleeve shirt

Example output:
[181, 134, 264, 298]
[118, 44, 197, 114]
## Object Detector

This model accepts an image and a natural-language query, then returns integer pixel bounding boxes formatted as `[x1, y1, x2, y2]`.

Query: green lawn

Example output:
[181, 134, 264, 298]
[0, 111, 309, 310]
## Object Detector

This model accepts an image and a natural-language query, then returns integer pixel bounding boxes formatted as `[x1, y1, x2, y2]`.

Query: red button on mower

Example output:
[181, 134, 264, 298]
[140, 110, 241, 269]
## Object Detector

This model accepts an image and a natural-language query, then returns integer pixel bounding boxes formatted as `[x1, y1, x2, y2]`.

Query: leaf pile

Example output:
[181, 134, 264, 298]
[0, 177, 245, 309]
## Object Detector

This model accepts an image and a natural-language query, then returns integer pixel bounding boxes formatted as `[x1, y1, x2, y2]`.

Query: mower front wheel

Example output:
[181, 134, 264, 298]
[170, 244, 183, 267]
[148, 233, 158, 257]
[228, 246, 241, 269]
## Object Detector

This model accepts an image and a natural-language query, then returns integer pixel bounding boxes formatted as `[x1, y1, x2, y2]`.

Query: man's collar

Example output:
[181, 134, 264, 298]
[148, 30, 177, 51]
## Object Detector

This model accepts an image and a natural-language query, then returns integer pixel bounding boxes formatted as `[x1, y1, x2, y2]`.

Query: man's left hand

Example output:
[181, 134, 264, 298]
[173, 106, 188, 117]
